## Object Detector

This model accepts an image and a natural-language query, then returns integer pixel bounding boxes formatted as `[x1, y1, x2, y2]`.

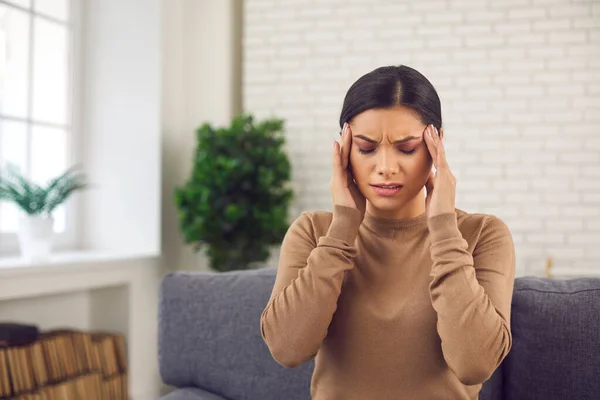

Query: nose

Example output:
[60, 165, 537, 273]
[376, 148, 399, 177]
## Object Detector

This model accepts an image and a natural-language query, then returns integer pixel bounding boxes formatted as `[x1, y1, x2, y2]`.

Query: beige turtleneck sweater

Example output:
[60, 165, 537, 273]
[260, 205, 515, 399]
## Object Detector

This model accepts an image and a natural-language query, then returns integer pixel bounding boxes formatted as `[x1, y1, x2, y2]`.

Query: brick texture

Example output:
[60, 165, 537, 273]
[243, 0, 600, 276]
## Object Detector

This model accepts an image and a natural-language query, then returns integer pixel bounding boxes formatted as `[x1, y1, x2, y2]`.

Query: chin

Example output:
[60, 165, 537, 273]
[362, 183, 423, 217]
[366, 196, 406, 213]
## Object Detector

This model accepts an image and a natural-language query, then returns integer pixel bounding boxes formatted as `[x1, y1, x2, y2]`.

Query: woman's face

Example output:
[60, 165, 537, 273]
[348, 105, 437, 219]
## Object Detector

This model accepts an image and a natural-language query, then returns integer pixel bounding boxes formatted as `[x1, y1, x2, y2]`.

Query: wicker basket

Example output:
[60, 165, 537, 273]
[0, 329, 128, 400]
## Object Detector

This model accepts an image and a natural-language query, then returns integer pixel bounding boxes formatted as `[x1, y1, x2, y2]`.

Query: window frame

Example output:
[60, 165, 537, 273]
[0, 0, 82, 255]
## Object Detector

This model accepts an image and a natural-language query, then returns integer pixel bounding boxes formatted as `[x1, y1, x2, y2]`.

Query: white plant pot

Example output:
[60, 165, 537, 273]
[18, 214, 55, 262]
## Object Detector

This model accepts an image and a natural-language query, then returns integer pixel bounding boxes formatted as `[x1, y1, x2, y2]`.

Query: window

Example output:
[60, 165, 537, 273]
[0, 0, 75, 244]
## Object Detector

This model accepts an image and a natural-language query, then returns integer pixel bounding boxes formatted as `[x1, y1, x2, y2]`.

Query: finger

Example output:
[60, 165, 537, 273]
[436, 132, 449, 170]
[423, 125, 438, 169]
[332, 140, 344, 179]
[425, 169, 435, 197]
[431, 125, 446, 170]
[349, 180, 365, 212]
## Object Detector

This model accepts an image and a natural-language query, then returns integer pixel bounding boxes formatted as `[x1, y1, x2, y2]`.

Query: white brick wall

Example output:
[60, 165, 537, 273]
[243, 0, 600, 276]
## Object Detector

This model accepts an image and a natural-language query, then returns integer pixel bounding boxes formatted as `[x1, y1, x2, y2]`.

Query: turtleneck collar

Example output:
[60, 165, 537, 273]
[362, 210, 428, 238]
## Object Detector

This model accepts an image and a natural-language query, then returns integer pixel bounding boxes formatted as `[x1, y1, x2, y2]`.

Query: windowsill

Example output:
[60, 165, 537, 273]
[0, 249, 160, 278]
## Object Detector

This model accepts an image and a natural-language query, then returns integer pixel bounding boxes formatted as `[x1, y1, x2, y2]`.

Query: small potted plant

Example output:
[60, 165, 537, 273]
[175, 113, 294, 272]
[0, 164, 88, 261]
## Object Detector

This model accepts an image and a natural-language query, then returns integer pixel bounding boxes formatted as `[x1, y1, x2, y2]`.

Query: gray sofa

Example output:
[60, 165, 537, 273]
[158, 267, 600, 400]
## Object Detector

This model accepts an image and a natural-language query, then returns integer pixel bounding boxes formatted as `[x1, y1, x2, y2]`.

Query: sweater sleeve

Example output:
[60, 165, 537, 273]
[260, 205, 362, 368]
[427, 212, 516, 386]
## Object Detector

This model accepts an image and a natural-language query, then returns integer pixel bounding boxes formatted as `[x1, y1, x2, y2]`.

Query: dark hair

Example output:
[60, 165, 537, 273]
[339, 65, 442, 131]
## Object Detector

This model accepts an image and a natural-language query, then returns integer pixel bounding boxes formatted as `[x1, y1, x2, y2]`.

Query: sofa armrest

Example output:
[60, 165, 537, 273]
[158, 268, 313, 400]
[158, 271, 209, 388]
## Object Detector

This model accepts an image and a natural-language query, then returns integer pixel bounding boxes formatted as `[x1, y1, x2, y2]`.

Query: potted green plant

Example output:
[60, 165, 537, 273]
[175, 114, 294, 272]
[0, 164, 88, 261]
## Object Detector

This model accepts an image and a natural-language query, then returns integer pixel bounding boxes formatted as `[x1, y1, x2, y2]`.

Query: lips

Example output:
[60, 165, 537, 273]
[370, 183, 403, 197]
[371, 184, 402, 189]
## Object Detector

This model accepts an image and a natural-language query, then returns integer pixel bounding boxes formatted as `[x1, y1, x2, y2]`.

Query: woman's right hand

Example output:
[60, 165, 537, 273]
[331, 123, 366, 217]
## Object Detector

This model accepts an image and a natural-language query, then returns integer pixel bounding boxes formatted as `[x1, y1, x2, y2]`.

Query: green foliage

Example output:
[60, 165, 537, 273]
[174, 114, 294, 272]
[0, 164, 88, 216]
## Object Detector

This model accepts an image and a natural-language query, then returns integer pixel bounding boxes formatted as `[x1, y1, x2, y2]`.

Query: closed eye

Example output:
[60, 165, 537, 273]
[357, 148, 417, 155]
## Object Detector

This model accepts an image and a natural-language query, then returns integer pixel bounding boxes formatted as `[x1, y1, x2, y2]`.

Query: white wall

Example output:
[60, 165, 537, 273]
[80, 0, 162, 255]
[0, 0, 163, 398]
[0, 291, 90, 329]
[243, 0, 600, 276]
[161, 0, 242, 271]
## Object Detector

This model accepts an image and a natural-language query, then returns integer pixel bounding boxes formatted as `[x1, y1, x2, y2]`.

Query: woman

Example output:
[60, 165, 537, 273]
[260, 65, 515, 399]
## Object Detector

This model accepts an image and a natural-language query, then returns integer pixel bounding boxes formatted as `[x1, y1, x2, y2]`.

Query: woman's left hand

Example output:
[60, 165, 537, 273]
[423, 125, 456, 219]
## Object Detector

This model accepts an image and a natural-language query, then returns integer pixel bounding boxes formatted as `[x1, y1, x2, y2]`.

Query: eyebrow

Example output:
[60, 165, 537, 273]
[354, 135, 421, 144]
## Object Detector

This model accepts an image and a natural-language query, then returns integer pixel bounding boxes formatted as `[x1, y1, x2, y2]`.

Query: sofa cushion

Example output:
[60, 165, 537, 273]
[161, 387, 230, 400]
[504, 276, 600, 400]
[159, 268, 313, 400]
